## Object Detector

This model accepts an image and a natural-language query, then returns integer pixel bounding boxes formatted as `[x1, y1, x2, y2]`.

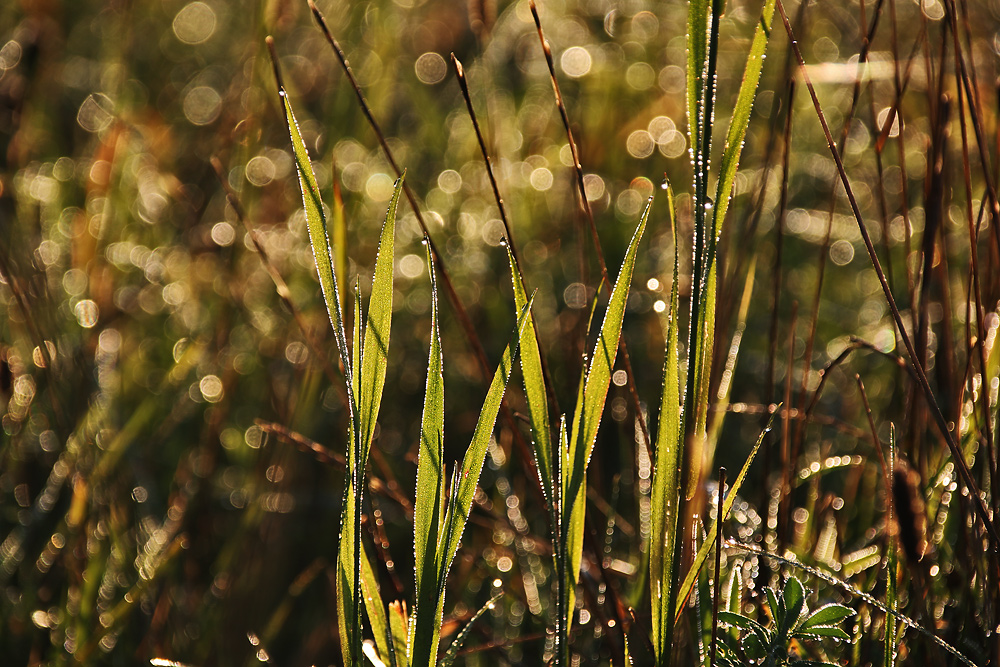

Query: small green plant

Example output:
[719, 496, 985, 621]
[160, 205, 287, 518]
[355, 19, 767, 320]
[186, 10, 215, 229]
[715, 575, 855, 667]
[279, 73, 534, 667]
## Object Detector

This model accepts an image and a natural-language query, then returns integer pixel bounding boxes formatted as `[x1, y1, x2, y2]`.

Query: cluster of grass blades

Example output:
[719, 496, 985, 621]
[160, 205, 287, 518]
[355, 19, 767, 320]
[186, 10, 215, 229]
[272, 0, 993, 661]
[279, 73, 537, 667]
[646, 0, 778, 663]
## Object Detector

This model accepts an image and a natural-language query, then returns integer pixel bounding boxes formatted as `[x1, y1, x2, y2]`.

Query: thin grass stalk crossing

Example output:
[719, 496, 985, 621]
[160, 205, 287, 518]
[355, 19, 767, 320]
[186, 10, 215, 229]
[774, 0, 1000, 552]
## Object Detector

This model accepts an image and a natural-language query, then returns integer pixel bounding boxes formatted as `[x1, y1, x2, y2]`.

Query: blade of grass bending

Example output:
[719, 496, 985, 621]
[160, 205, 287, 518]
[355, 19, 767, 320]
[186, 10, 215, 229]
[572, 196, 652, 481]
[439, 296, 535, 576]
[650, 182, 681, 666]
[674, 412, 776, 623]
[358, 176, 402, 466]
[710, 0, 777, 246]
[281, 86, 365, 667]
[439, 592, 505, 667]
[562, 198, 651, 656]
[410, 238, 447, 667]
[279, 90, 354, 408]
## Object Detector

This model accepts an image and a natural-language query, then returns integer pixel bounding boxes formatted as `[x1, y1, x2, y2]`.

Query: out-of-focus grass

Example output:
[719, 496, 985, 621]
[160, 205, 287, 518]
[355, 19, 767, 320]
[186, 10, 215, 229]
[1, 0, 999, 664]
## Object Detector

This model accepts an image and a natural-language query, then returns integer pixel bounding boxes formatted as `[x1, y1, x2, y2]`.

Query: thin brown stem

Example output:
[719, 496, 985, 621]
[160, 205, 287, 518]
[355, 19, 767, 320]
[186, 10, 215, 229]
[450, 53, 562, 425]
[776, 0, 1000, 552]
[302, 4, 544, 502]
[528, 0, 652, 457]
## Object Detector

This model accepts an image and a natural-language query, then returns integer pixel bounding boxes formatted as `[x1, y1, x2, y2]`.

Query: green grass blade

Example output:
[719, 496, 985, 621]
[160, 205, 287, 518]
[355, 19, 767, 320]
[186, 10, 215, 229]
[568, 196, 652, 489]
[283, 87, 367, 666]
[561, 364, 587, 658]
[706, 255, 757, 448]
[439, 296, 535, 576]
[505, 243, 554, 524]
[555, 415, 572, 667]
[439, 592, 505, 667]
[360, 541, 394, 667]
[650, 182, 681, 666]
[280, 89, 355, 407]
[557, 199, 650, 661]
[710, 0, 777, 245]
[693, 0, 777, 477]
[424, 296, 532, 665]
[346, 281, 364, 665]
[389, 601, 409, 667]
[332, 176, 348, 310]
[358, 176, 403, 466]
[687, 0, 710, 160]
[686, 269, 714, 500]
[565, 195, 652, 576]
[336, 485, 358, 667]
[674, 413, 776, 623]
[410, 238, 447, 667]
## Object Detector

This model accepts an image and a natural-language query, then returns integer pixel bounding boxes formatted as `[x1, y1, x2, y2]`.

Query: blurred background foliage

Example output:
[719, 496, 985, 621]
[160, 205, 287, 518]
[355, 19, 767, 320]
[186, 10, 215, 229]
[2, 0, 1000, 664]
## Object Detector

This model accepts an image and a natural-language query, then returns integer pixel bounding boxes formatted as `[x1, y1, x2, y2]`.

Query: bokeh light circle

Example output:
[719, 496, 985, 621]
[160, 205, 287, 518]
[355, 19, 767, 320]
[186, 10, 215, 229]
[173, 2, 217, 44]
[414, 52, 447, 84]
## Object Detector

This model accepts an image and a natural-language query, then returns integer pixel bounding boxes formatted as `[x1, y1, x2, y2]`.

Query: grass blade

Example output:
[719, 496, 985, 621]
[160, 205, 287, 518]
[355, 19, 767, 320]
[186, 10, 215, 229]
[505, 243, 554, 526]
[687, 0, 710, 161]
[360, 540, 394, 667]
[674, 413, 776, 623]
[572, 196, 652, 475]
[439, 592, 505, 667]
[650, 182, 682, 666]
[281, 86, 367, 667]
[561, 198, 650, 659]
[410, 238, 447, 667]
[279, 89, 354, 405]
[421, 295, 533, 666]
[710, 0, 777, 244]
[439, 296, 535, 576]
[358, 176, 403, 466]
[337, 285, 365, 667]
[389, 601, 409, 667]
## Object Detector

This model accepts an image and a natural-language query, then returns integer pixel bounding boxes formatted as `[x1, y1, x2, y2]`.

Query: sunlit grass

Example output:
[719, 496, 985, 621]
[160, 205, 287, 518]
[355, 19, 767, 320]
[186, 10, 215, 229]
[0, 0, 998, 664]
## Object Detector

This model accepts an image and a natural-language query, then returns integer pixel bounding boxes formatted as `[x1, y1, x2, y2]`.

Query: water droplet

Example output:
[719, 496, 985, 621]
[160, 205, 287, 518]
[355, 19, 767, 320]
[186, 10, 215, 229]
[660, 179, 669, 190]
[499, 238, 508, 248]
[704, 198, 714, 210]
[421, 237, 429, 246]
